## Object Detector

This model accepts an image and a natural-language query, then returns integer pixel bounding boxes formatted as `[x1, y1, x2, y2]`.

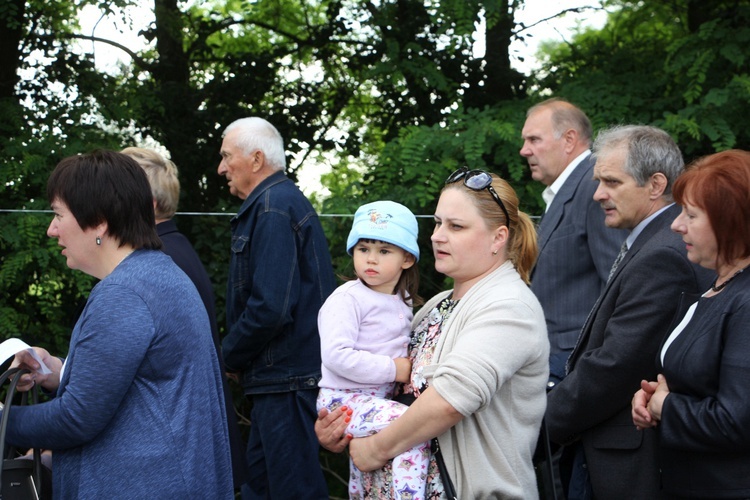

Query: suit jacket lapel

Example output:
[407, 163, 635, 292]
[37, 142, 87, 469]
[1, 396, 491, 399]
[606, 204, 680, 286]
[567, 204, 680, 371]
[537, 154, 594, 252]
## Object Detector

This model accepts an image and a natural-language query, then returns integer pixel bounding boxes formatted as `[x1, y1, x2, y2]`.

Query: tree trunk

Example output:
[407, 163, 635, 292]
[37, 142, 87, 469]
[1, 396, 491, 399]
[152, 0, 204, 206]
[0, 0, 25, 101]
[484, 0, 516, 101]
[466, 0, 524, 107]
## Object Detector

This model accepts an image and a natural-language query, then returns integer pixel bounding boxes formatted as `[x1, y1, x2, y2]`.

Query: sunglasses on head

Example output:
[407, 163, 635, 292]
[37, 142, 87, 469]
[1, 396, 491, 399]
[445, 167, 510, 225]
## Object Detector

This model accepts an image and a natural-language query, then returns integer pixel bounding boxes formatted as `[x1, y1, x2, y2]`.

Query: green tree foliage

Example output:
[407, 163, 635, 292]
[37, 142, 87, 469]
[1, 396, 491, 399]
[95, 0, 526, 206]
[322, 102, 543, 298]
[4, 0, 747, 374]
[1, 0, 132, 352]
[0, 4, 532, 490]
[315, 1, 536, 299]
[4, 0, 749, 493]
[66, 0, 535, 306]
[533, 0, 750, 161]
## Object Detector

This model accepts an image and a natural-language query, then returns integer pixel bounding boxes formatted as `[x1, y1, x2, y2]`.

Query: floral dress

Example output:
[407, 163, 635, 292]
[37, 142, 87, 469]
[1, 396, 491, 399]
[359, 296, 458, 499]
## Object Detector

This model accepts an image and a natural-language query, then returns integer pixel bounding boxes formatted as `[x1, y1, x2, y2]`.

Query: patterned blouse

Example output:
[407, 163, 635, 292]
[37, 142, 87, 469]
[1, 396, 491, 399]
[360, 296, 458, 499]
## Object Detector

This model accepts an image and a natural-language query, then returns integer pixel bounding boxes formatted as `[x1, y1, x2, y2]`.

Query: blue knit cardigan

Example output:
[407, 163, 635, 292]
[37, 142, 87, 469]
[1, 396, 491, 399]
[6, 250, 233, 499]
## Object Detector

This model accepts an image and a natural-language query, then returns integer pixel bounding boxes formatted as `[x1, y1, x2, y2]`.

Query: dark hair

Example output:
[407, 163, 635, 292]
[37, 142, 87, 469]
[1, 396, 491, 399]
[355, 238, 423, 306]
[396, 261, 423, 307]
[673, 149, 750, 266]
[46, 150, 162, 250]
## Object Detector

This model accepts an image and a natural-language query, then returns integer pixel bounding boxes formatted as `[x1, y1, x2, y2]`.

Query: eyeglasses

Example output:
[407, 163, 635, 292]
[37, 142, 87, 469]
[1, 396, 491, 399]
[445, 167, 510, 225]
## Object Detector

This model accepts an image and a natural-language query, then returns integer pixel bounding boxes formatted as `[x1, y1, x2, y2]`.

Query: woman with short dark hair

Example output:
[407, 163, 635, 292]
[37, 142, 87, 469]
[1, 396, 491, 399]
[8, 150, 233, 498]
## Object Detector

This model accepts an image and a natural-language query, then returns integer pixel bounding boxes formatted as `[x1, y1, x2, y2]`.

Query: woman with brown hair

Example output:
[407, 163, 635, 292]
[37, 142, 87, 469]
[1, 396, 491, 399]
[632, 150, 750, 498]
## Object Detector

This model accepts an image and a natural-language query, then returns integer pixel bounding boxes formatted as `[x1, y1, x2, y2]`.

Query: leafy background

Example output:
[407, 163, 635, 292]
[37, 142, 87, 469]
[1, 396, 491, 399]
[2, 0, 749, 496]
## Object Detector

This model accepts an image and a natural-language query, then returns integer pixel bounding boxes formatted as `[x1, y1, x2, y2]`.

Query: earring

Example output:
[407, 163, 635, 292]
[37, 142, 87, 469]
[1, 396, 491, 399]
[492, 250, 498, 255]
[96, 236, 102, 246]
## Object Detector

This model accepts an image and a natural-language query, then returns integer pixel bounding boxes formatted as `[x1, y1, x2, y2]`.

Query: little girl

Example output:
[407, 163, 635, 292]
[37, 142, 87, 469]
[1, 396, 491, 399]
[317, 200, 429, 500]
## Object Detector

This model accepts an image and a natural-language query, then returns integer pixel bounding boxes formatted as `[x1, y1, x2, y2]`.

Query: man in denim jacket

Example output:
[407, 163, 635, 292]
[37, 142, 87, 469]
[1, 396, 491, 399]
[218, 117, 336, 499]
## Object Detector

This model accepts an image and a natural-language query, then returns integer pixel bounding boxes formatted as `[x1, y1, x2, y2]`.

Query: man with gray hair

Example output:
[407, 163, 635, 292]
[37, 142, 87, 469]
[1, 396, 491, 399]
[218, 117, 336, 499]
[545, 125, 712, 499]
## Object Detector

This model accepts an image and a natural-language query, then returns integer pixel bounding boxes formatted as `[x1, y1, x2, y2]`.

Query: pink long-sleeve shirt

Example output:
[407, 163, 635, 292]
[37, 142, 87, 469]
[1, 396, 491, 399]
[318, 279, 413, 389]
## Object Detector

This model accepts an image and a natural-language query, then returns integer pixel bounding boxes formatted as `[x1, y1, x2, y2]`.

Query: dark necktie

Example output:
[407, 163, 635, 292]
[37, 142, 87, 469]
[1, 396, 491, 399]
[568, 239, 630, 375]
[607, 240, 629, 284]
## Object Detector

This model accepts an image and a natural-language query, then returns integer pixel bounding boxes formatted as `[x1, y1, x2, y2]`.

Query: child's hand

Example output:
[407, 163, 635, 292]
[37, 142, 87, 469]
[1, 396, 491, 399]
[393, 357, 412, 383]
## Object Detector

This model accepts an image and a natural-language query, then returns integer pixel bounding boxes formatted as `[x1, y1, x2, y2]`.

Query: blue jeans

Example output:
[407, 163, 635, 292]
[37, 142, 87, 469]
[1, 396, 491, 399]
[241, 390, 328, 500]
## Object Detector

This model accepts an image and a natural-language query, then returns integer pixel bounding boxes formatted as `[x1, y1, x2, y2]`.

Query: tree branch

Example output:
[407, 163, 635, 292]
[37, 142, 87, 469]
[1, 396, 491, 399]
[67, 33, 154, 71]
[515, 6, 602, 35]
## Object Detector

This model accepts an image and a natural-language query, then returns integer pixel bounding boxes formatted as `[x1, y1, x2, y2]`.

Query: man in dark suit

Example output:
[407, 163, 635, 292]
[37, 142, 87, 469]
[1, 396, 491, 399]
[545, 125, 712, 499]
[521, 98, 626, 386]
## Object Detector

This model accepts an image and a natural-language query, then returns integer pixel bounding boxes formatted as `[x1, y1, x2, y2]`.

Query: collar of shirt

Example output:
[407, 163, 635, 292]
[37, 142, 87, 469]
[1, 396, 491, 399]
[625, 203, 675, 250]
[542, 150, 592, 212]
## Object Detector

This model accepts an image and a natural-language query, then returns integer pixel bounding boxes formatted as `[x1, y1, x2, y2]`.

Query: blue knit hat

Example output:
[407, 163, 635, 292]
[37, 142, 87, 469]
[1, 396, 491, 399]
[346, 201, 420, 261]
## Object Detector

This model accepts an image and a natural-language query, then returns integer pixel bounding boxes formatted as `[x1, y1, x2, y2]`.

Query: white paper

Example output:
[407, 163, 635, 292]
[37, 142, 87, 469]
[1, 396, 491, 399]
[0, 338, 53, 375]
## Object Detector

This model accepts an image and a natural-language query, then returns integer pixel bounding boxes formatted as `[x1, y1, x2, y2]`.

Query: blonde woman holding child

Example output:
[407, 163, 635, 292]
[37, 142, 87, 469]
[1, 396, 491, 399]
[316, 200, 428, 500]
[318, 169, 549, 498]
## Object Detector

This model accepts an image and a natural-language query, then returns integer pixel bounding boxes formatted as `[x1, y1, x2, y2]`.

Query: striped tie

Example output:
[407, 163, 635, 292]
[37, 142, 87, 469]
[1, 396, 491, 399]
[607, 240, 629, 284]
[567, 240, 631, 375]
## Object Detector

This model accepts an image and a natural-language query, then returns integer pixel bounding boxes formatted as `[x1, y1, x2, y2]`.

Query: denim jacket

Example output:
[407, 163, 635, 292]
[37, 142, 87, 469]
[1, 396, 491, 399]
[222, 171, 336, 394]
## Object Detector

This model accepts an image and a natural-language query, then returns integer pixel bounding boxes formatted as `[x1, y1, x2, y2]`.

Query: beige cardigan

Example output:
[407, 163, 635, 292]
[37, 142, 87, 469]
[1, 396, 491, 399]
[415, 261, 549, 499]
